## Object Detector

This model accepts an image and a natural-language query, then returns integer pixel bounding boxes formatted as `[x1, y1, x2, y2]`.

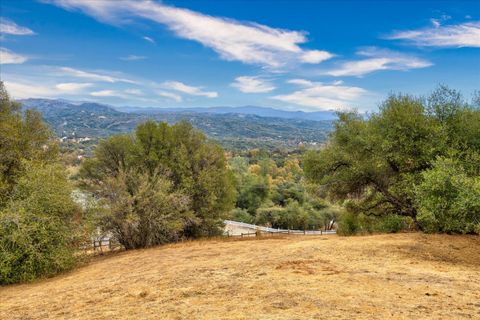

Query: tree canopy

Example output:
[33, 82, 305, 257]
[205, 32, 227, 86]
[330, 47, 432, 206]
[304, 86, 480, 233]
[80, 120, 236, 247]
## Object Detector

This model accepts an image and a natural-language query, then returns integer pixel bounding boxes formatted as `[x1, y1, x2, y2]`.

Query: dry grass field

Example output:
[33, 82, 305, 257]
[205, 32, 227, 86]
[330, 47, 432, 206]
[1, 233, 479, 319]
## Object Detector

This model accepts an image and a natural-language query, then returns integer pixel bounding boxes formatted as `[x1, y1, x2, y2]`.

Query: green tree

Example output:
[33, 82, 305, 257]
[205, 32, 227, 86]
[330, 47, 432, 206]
[0, 83, 85, 284]
[81, 120, 235, 242]
[98, 169, 194, 249]
[304, 86, 479, 232]
[0, 162, 83, 284]
[0, 82, 56, 206]
[416, 157, 480, 233]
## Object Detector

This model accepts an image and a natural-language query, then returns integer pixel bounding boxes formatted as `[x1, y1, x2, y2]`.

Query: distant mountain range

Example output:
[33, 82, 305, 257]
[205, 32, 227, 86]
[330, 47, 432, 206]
[19, 98, 334, 151]
[116, 105, 338, 121]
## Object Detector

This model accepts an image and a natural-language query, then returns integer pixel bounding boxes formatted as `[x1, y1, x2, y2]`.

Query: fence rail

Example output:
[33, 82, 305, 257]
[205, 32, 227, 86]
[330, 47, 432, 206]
[88, 220, 337, 251]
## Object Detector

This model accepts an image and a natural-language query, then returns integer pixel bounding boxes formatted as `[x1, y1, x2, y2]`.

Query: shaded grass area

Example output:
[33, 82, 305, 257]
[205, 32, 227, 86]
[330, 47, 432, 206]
[1, 233, 479, 319]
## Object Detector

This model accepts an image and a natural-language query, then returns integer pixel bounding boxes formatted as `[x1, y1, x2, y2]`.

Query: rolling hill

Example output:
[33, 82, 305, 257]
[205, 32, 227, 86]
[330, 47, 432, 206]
[19, 99, 334, 151]
[1, 233, 479, 319]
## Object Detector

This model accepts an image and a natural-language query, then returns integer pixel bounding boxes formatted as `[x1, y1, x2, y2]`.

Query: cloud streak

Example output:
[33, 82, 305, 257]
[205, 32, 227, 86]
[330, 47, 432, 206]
[119, 55, 147, 61]
[272, 79, 367, 111]
[55, 82, 92, 92]
[47, 0, 334, 69]
[231, 76, 275, 93]
[0, 19, 35, 35]
[161, 81, 218, 98]
[387, 21, 480, 48]
[0, 47, 28, 64]
[324, 47, 432, 77]
[157, 90, 182, 102]
[59, 67, 137, 83]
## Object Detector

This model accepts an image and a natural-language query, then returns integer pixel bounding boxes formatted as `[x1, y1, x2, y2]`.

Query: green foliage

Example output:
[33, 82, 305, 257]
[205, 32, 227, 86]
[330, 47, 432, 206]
[304, 86, 480, 234]
[0, 83, 86, 284]
[0, 82, 57, 206]
[230, 208, 254, 224]
[337, 212, 360, 236]
[99, 169, 194, 249]
[416, 157, 480, 234]
[0, 162, 82, 284]
[81, 120, 235, 246]
[229, 151, 338, 230]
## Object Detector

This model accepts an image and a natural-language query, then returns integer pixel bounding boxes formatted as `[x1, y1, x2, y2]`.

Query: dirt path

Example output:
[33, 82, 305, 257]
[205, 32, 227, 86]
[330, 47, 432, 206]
[1, 233, 479, 319]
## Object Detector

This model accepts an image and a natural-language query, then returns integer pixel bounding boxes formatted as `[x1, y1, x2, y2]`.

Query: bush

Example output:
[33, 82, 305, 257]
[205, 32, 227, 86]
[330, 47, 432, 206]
[230, 208, 253, 223]
[380, 214, 409, 233]
[99, 169, 194, 250]
[416, 157, 480, 234]
[0, 162, 83, 284]
[337, 212, 360, 236]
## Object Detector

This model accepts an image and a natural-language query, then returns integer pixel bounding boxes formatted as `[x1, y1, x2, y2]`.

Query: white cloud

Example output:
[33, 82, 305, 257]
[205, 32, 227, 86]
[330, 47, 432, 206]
[59, 67, 136, 83]
[0, 19, 35, 35]
[4, 80, 89, 98]
[231, 76, 275, 93]
[161, 81, 218, 98]
[300, 50, 334, 64]
[271, 79, 367, 111]
[0, 47, 28, 64]
[46, 0, 334, 69]
[4, 81, 56, 98]
[125, 88, 143, 95]
[119, 54, 147, 61]
[157, 90, 182, 102]
[324, 47, 432, 77]
[55, 82, 92, 92]
[387, 21, 480, 48]
[142, 36, 155, 44]
[90, 90, 118, 97]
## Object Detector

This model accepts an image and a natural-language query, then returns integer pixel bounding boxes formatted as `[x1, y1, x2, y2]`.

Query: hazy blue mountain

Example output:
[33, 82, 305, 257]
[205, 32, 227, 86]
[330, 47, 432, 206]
[18, 98, 334, 151]
[115, 105, 337, 121]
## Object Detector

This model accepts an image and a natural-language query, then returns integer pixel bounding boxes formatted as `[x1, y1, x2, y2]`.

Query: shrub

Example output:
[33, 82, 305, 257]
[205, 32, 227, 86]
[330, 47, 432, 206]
[0, 162, 83, 284]
[379, 215, 408, 233]
[416, 157, 480, 234]
[337, 212, 360, 236]
[99, 169, 194, 250]
[230, 208, 253, 223]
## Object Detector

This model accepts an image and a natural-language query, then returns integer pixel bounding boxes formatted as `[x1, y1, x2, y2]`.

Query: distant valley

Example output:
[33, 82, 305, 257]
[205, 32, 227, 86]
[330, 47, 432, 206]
[19, 99, 335, 152]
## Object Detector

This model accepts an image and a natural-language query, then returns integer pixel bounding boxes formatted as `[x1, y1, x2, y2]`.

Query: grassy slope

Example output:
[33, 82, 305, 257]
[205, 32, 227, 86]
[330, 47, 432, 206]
[1, 233, 479, 319]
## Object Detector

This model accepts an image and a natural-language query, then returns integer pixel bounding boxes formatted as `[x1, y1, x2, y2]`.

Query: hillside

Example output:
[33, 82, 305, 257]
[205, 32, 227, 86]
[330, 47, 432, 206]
[1, 233, 479, 319]
[19, 99, 334, 151]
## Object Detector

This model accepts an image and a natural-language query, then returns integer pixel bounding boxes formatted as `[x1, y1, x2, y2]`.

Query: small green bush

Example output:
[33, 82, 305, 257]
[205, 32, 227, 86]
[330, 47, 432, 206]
[230, 208, 254, 224]
[337, 212, 360, 236]
[380, 214, 408, 233]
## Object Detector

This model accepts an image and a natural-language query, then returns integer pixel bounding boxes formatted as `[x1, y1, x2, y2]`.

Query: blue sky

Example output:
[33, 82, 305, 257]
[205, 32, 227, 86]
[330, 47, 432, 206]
[0, 0, 479, 112]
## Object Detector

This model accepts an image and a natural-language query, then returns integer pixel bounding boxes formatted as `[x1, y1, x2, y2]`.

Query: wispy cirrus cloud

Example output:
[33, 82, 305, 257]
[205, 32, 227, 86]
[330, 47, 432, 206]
[4, 80, 90, 98]
[142, 36, 155, 44]
[119, 54, 147, 61]
[387, 21, 480, 48]
[46, 0, 334, 69]
[58, 67, 137, 83]
[231, 76, 275, 93]
[55, 82, 92, 92]
[157, 90, 182, 102]
[324, 47, 432, 77]
[90, 90, 119, 97]
[271, 79, 368, 111]
[0, 18, 35, 35]
[0, 47, 28, 64]
[161, 81, 218, 98]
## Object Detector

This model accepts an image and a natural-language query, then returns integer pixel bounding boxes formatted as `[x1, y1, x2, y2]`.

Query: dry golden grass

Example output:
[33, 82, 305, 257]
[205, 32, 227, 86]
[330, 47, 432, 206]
[1, 233, 479, 319]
